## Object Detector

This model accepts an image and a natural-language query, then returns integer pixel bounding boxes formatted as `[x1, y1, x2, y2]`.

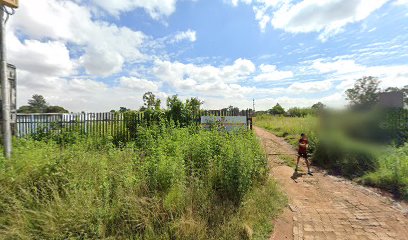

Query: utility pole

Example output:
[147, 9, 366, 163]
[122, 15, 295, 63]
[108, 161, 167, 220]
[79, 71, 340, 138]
[0, 5, 11, 158]
[253, 98, 255, 113]
[0, 1, 16, 158]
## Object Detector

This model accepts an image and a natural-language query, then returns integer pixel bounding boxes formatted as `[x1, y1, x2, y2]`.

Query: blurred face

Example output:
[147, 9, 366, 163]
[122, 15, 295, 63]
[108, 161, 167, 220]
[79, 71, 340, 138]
[302, 135, 307, 140]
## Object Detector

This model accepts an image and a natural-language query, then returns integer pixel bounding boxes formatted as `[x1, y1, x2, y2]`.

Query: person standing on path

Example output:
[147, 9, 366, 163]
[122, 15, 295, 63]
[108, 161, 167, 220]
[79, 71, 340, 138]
[295, 133, 313, 175]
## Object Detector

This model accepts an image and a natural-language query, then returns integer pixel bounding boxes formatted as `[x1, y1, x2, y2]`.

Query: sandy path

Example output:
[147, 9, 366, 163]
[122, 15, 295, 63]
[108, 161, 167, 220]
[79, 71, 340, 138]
[253, 126, 408, 240]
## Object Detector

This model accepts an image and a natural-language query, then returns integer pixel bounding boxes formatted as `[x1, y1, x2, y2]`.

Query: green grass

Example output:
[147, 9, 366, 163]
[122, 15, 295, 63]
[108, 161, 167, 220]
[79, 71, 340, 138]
[277, 154, 297, 168]
[254, 115, 318, 152]
[359, 145, 408, 200]
[0, 126, 286, 239]
[255, 114, 408, 200]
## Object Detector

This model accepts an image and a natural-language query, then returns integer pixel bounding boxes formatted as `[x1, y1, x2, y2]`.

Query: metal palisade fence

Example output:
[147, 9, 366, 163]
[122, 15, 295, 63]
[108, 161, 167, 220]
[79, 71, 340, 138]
[16, 112, 144, 140]
[15, 109, 254, 139]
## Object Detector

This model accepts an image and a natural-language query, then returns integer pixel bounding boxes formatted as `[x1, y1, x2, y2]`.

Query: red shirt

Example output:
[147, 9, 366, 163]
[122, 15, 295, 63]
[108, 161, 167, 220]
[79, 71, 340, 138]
[298, 139, 308, 153]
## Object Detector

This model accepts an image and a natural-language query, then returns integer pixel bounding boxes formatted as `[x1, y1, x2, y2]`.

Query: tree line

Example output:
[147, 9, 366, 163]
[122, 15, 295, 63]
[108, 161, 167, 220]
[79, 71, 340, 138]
[18, 94, 69, 114]
[345, 76, 407, 110]
[258, 102, 326, 117]
[17, 76, 406, 116]
[261, 76, 407, 117]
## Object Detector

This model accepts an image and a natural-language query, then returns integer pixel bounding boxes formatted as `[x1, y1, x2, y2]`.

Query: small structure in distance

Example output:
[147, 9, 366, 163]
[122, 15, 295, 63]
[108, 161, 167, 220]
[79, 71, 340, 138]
[201, 116, 248, 131]
[379, 92, 404, 109]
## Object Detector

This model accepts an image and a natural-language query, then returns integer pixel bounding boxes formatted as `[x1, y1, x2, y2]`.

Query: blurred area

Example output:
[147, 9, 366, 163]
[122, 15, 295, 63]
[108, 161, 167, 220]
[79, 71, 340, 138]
[255, 77, 408, 200]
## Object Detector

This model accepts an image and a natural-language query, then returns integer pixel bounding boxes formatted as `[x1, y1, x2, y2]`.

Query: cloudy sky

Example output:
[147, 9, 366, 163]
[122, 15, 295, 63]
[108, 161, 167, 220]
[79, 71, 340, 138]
[7, 0, 408, 112]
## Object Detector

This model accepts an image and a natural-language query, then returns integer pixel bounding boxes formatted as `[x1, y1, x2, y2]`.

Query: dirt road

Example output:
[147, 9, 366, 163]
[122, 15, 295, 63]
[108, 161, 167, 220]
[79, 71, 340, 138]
[254, 126, 408, 240]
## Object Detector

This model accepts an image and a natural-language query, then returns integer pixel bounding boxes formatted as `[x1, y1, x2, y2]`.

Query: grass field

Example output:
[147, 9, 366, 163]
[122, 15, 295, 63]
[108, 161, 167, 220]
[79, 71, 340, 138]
[255, 114, 408, 200]
[254, 115, 319, 153]
[359, 145, 408, 200]
[0, 126, 286, 239]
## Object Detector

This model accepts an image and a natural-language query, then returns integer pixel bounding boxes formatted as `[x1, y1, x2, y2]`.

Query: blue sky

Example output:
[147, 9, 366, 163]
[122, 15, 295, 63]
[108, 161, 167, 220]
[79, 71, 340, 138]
[7, 0, 408, 112]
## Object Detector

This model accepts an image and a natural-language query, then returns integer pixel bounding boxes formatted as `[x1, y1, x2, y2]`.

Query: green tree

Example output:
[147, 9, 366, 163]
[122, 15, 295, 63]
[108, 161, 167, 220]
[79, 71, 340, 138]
[311, 102, 326, 111]
[166, 95, 184, 124]
[18, 95, 69, 113]
[269, 103, 285, 115]
[346, 76, 380, 110]
[45, 106, 69, 113]
[143, 92, 161, 110]
[221, 105, 240, 115]
[119, 107, 130, 113]
[17, 105, 34, 114]
[287, 107, 315, 117]
[165, 95, 203, 126]
[185, 97, 203, 115]
[28, 94, 48, 112]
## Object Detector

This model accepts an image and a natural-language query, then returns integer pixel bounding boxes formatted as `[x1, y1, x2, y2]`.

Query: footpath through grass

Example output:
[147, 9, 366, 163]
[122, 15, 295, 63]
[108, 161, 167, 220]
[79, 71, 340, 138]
[254, 115, 318, 153]
[255, 115, 408, 200]
[0, 125, 286, 240]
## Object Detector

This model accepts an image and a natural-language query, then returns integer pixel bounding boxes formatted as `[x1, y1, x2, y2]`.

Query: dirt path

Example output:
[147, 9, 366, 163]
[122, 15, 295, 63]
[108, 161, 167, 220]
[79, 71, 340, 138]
[254, 127, 408, 240]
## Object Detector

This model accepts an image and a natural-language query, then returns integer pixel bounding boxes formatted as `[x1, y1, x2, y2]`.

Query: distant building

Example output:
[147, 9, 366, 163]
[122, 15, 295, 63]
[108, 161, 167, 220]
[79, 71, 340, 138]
[378, 92, 404, 109]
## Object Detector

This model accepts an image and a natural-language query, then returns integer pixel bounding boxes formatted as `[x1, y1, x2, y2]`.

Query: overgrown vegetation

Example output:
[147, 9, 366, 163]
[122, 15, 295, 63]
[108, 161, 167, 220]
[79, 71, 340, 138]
[256, 102, 325, 117]
[359, 144, 408, 200]
[254, 115, 318, 154]
[255, 113, 408, 200]
[18, 94, 69, 113]
[0, 126, 286, 239]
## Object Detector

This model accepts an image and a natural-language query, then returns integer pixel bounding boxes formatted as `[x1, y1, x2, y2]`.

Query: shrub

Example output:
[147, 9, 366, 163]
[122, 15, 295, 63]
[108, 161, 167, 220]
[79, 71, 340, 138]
[0, 126, 285, 239]
[312, 133, 380, 178]
[255, 114, 318, 155]
[256, 112, 408, 200]
[359, 144, 408, 200]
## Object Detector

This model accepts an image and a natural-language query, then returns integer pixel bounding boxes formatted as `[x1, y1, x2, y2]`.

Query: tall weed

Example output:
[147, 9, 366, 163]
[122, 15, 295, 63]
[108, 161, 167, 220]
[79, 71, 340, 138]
[0, 126, 285, 239]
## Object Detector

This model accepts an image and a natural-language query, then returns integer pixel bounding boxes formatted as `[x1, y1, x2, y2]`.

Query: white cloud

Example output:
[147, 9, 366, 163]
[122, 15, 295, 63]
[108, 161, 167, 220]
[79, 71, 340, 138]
[10, 0, 146, 77]
[172, 30, 197, 43]
[67, 79, 108, 93]
[79, 48, 125, 76]
[308, 58, 408, 92]
[254, 64, 293, 82]
[272, 0, 389, 41]
[252, 0, 288, 31]
[8, 0, 171, 111]
[16, 72, 166, 112]
[395, 0, 408, 6]
[222, 58, 256, 81]
[254, 92, 346, 110]
[232, 0, 389, 41]
[311, 59, 365, 74]
[91, 0, 177, 19]
[10, 0, 406, 113]
[119, 77, 160, 91]
[288, 80, 333, 93]
[231, 0, 253, 7]
[152, 59, 256, 98]
[153, 58, 255, 84]
[7, 33, 74, 78]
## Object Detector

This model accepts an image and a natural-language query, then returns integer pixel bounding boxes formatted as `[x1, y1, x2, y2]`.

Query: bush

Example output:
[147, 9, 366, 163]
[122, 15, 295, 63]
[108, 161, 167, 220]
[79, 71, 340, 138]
[359, 144, 408, 200]
[312, 133, 379, 178]
[256, 112, 408, 200]
[255, 114, 318, 155]
[286, 107, 316, 117]
[0, 126, 285, 239]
